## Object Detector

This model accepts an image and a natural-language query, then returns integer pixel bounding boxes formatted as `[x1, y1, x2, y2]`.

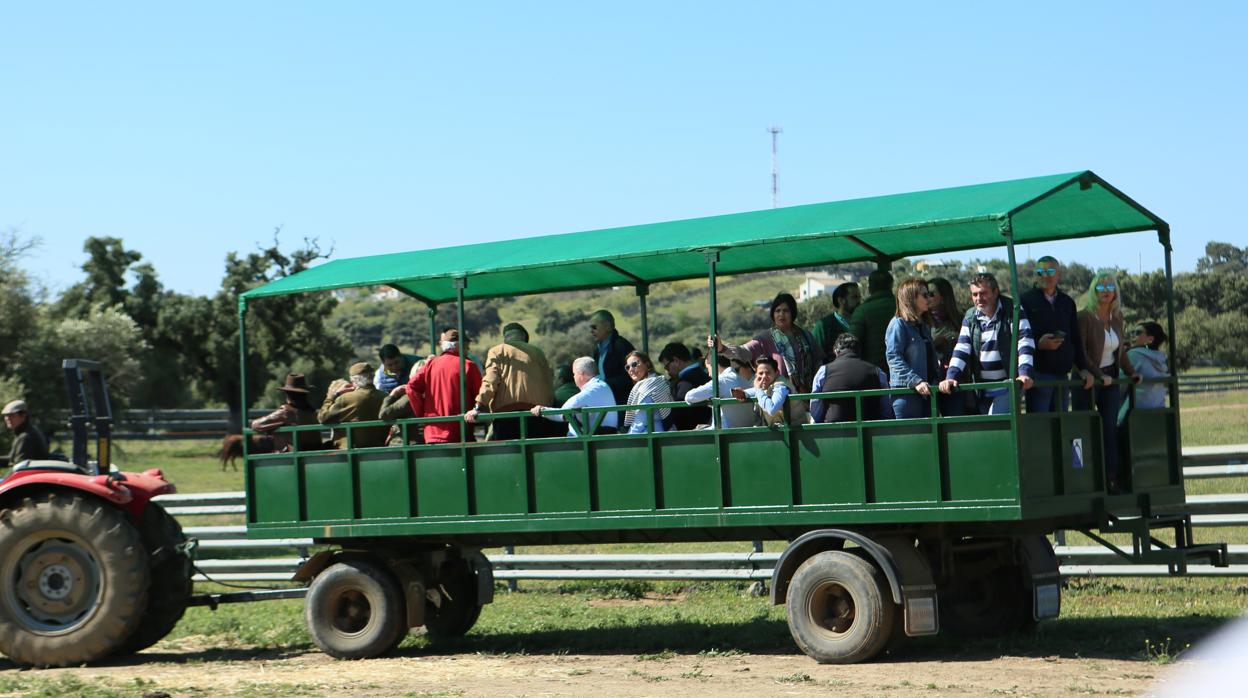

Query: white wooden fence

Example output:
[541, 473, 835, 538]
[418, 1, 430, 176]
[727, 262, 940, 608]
[158, 444, 1248, 585]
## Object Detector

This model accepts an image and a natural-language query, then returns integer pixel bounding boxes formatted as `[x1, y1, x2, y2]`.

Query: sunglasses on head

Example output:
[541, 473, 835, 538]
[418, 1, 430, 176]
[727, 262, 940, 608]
[1035, 268, 1058, 276]
[1095, 283, 1117, 292]
[625, 360, 643, 370]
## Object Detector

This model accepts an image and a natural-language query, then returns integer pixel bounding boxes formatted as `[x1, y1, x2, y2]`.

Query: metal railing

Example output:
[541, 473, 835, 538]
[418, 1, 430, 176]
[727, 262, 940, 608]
[161, 444, 1248, 584]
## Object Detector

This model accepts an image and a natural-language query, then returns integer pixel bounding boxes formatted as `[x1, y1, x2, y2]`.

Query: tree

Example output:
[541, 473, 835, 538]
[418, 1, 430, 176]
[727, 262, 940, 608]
[176, 234, 353, 428]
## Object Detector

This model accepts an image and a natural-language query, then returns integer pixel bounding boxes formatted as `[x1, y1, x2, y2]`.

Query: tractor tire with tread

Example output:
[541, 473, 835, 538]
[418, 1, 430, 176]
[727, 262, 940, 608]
[424, 555, 484, 640]
[0, 492, 149, 667]
[119, 502, 192, 655]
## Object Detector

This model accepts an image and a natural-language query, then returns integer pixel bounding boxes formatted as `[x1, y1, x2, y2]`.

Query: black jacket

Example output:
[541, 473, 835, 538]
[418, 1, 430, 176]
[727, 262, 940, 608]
[817, 351, 883, 423]
[1019, 287, 1087, 375]
[5, 421, 49, 467]
[593, 331, 636, 405]
[670, 364, 712, 430]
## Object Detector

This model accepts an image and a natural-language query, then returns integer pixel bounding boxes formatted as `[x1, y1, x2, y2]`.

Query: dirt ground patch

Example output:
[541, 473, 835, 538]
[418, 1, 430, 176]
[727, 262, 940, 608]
[20, 646, 1182, 697]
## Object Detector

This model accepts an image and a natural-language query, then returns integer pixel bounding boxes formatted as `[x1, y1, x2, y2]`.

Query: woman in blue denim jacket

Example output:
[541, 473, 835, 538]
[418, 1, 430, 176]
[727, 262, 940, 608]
[885, 278, 939, 419]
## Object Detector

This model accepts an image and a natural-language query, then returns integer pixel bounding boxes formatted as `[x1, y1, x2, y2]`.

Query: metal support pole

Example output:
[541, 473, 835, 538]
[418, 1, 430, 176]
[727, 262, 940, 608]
[454, 278, 468, 443]
[237, 299, 249, 457]
[1002, 220, 1022, 382]
[427, 304, 438, 357]
[706, 251, 721, 426]
[1160, 226, 1181, 417]
[637, 284, 650, 356]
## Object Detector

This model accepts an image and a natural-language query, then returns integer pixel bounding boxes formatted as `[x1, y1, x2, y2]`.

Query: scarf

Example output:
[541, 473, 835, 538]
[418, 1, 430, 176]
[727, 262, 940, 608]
[770, 326, 816, 392]
[623, 373, 673, 428]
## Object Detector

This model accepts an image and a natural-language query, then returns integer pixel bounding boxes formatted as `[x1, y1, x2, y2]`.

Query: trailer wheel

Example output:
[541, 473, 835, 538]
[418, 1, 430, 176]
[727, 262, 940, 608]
[785, 550, 896, 664]
[424, 556, 483, 640]
[305, 560, 406, 659]
[0, 492, 149, 667]
[120, 502, 193, 655]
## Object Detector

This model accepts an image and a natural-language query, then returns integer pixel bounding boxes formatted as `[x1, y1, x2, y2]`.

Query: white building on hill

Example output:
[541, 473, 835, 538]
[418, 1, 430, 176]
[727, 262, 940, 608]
[796, 272, 855, 302]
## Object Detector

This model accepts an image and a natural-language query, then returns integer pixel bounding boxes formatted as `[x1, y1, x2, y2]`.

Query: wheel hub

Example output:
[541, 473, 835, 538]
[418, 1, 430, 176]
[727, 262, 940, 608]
[332, 588, 373, 635]
[808, 582, 857, 637]
[7, 536, 102, 633]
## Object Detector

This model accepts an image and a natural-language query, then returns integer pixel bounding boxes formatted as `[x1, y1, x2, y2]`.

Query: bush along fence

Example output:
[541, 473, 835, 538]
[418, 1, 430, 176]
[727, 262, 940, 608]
[161, 444, 1248, 588]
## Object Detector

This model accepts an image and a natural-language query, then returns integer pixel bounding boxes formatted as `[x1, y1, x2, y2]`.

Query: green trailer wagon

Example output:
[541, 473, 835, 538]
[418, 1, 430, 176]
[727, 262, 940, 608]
[238, 170, 1225, 663]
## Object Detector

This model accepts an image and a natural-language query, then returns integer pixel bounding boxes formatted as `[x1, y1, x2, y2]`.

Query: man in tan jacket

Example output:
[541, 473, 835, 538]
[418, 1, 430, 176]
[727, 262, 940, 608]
[318, 362, 388, 449]
[465, 322, 555, 440]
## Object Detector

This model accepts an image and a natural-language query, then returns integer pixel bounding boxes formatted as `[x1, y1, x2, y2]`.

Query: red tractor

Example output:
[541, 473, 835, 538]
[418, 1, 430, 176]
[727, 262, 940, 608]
[0, 360, 193, 666]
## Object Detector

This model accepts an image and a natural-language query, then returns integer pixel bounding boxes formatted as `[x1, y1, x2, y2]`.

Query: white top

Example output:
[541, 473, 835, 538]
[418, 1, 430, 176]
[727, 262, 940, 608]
[685, 368, 756, 428]
[543, 376, 619, 436]
[1100, 327, 1120, 369]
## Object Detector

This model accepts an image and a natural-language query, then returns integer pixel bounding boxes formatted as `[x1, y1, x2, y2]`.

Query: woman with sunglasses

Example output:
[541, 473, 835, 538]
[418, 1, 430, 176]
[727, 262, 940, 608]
[885, 278, 940, 419]
[622, 351, 673, 434]
[1073, 270, 1138, 491]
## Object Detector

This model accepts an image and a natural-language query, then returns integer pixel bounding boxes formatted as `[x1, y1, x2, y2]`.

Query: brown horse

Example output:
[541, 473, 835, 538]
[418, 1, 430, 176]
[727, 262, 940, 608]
[216, 434, 272, 471]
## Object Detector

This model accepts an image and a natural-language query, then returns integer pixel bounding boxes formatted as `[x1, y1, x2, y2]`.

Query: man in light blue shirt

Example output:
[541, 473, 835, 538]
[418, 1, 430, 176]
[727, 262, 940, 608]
[685, 346, 756, 428]
[531, 357, 619, 436]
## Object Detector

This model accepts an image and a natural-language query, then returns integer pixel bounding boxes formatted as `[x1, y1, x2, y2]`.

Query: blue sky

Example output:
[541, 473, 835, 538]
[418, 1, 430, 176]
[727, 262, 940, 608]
[3, 2, 1245, 296]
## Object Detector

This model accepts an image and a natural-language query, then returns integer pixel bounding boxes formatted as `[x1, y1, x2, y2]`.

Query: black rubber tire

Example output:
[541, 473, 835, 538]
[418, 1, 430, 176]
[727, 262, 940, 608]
[785, 550, 896, 664]
[424, 557, 483, 640]
[939, 561, 1029, 637]
[120, 502, 193, 655]
[305, 560, 406, 660]
[0, 492, 150, 667]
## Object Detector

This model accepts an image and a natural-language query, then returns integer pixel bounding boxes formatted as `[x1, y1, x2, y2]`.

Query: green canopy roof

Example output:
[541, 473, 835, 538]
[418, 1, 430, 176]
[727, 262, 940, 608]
[242, 170, 1165, 304]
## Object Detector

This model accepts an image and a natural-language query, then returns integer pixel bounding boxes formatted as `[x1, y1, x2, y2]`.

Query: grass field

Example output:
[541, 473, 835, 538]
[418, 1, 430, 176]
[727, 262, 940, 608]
[92, 391, 1248, 679]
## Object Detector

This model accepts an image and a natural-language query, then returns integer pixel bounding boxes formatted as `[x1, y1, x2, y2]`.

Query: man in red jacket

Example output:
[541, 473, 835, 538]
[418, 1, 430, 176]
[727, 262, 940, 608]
[405, 329, 483, 443]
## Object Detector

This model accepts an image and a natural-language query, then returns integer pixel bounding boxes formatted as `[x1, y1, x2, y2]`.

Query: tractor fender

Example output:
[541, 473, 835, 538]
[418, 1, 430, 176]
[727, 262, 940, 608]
[0, 470, 133, 509]
[771, 529, 908, 606]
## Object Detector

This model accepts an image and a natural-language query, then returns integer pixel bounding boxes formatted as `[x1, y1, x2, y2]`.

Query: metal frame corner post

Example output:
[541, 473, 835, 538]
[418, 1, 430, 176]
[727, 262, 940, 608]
[454, 277, 469, 442]
[238, 297, 250, 457]
[427, 303, 439, 357]
[705, 250, 722, 425]
[1159, 225, 1182, 419]
[636, 284, 650, 356]
[1001, 219, 1023, 383]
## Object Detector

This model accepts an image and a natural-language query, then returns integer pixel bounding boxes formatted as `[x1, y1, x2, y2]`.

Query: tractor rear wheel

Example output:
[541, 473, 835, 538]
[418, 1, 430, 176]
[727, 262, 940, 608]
[120, 502, 192, 654]
[0, 492, 149, 667]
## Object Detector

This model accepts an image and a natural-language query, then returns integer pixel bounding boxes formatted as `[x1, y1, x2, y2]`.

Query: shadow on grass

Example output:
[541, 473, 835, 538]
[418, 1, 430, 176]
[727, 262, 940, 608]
[403, 613, 1233, 663]
[2, 612, 1231, 670]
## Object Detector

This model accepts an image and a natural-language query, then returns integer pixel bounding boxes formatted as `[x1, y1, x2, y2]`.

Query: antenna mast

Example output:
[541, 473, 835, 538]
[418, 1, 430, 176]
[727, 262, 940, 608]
[768, 125, 782, 208]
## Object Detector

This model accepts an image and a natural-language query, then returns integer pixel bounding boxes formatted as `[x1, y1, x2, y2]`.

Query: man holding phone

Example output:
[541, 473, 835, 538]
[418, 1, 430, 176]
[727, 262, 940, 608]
[1020, 256, 1094, 412]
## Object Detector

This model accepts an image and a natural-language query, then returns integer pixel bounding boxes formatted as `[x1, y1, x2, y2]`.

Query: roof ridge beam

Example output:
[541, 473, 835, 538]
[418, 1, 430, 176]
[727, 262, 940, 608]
[599, 260, 645, 285]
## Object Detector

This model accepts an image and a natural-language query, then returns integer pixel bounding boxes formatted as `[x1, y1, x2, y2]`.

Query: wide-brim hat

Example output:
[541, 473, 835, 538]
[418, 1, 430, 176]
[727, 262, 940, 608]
[349, 362, 375, 377]
[276, 373, 313, 394]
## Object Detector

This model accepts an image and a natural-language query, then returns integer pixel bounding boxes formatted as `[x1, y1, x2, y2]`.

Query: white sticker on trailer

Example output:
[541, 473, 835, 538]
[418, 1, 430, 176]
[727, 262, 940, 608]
[1072, 438, 1085, 469]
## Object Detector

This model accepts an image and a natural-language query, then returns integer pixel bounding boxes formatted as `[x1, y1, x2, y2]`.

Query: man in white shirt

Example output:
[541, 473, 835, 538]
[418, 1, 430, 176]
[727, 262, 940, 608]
[531, 357, 619, 436]
[685, 346, 756, 428]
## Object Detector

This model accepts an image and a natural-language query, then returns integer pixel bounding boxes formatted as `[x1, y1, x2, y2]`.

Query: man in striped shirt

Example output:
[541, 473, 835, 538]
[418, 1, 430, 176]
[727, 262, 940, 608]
[939, 273, 1035, 414]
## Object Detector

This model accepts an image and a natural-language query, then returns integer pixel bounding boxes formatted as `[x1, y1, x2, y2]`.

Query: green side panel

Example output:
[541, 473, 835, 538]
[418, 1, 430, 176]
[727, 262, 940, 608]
[593, 441, 656, 511]
[303, 454, 354, 521]
[796, 427, 866, 505]
[1127, 409, 1178, 490]
[251, 458, 299, 523]
[868, 425, 940, 503]
[657, 438, 720, 509]
[414, 449, 469, 517]
[472, 446, 528, 515]
[1059, 414, 1103, 494]
[1018, 416, 1059, 498]
[532, 443, 590, 514]
[944, 420, 1018, 501]
[724, 431, 792, 507]
[357, 451, 412, 519]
